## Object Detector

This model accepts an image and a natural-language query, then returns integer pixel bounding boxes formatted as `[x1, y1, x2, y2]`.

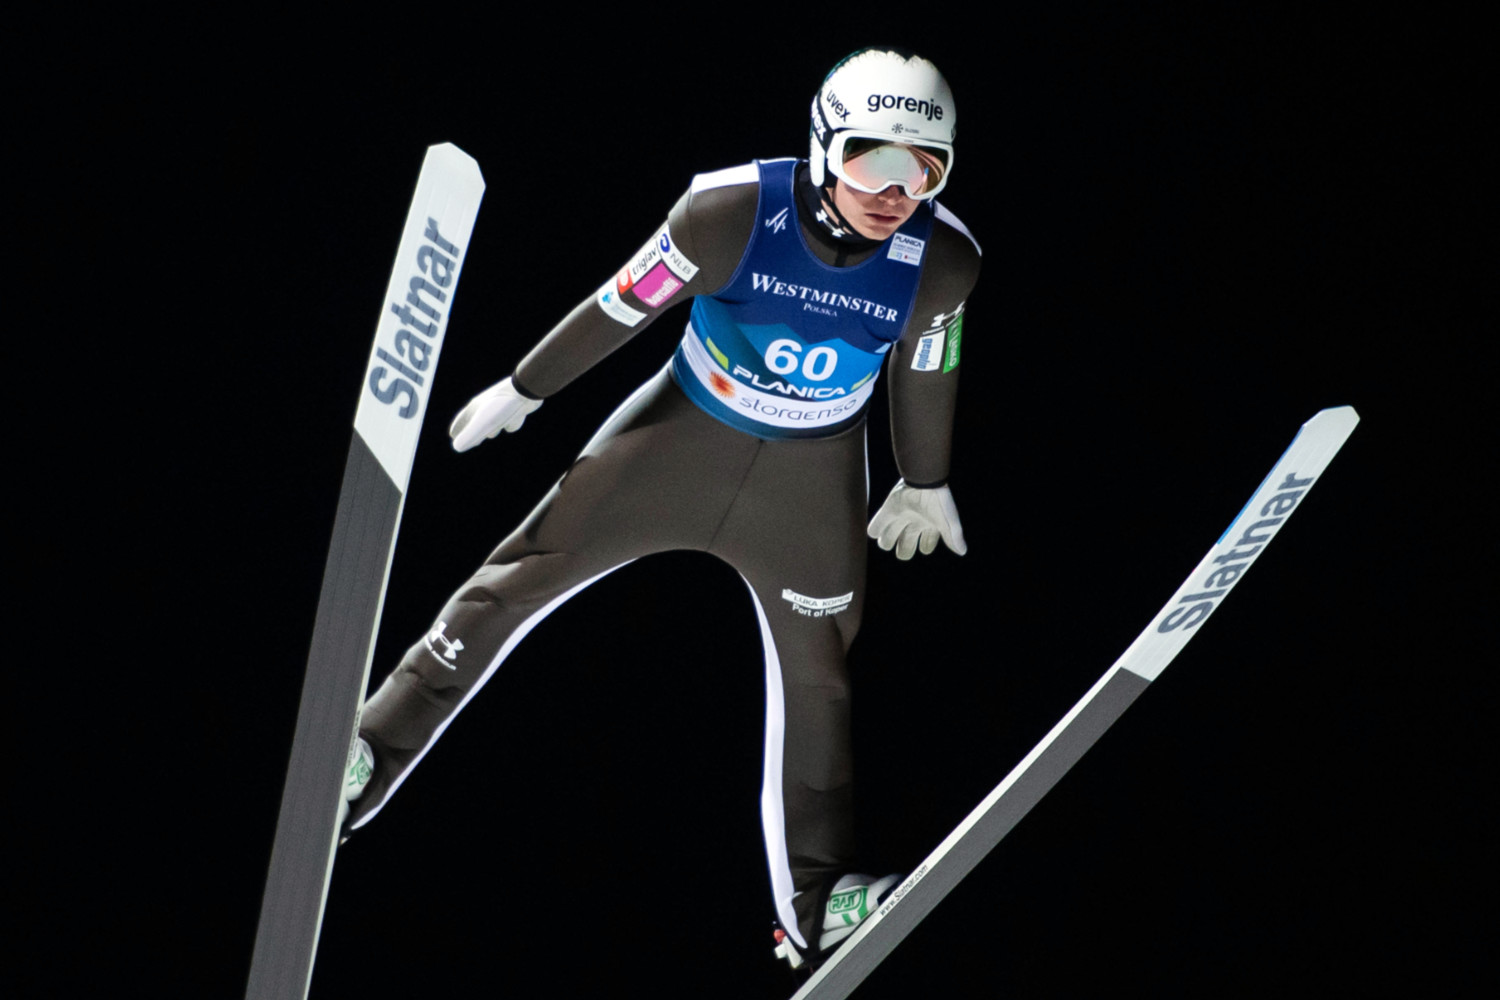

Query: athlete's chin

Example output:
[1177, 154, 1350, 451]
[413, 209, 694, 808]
[859, 216, 903, 238]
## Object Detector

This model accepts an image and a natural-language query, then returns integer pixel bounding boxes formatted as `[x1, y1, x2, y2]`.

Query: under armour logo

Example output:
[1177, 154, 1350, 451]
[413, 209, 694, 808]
[765, 207, 789, 234]
[927, 301, 966, 329]
[425, 620, 465, 669]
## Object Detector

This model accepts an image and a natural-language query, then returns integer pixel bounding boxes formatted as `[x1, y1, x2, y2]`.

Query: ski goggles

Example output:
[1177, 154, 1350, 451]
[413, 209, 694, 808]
[827, 131, 954, 200]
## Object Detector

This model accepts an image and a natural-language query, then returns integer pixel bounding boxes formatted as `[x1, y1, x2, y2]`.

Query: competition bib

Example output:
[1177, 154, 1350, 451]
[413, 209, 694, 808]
[671, 159, 932, 439]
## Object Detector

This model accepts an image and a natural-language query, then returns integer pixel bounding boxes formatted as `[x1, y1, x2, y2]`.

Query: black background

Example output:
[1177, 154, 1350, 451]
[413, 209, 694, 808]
[27, 7, 1484, 998]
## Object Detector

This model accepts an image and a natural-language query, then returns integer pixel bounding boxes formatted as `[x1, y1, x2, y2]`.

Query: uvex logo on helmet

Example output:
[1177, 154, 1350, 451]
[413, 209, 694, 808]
[866, 94, 944, 121]
[823, 89, 853, 122]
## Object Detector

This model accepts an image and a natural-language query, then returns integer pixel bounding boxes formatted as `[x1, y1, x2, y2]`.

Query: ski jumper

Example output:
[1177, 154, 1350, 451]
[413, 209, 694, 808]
[350, 159, 981, 949]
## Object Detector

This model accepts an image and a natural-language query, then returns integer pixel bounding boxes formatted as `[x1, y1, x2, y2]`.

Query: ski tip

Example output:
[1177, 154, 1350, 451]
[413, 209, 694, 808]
[423, 142, 486, 187]
[426, 140, 472, 159]
[1308, 405, 1360, 428]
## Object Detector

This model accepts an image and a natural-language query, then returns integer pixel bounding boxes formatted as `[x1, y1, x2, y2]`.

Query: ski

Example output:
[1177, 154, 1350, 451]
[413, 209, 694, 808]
[793, 406, 1360, 999]
[245, 144, 485, 1000]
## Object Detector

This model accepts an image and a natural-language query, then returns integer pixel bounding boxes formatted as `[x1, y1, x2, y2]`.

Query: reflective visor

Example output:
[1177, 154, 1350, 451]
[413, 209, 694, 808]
[830, 133, 952, 200]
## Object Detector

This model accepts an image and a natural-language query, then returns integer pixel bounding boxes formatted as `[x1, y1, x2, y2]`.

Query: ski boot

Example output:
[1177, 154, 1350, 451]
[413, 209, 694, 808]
[773, 872, 903, 972]
[336, 737, 375, 842]
[344, 736, 374, 801]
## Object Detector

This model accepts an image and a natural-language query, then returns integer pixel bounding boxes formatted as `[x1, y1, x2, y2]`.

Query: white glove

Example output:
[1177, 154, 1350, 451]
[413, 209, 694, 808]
[867, 480, 968, 560]
[448, 377, 543, 452]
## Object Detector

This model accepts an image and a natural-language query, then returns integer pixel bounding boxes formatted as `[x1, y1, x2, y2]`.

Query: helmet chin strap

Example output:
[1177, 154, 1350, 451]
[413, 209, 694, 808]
[796, 164, 877, 247]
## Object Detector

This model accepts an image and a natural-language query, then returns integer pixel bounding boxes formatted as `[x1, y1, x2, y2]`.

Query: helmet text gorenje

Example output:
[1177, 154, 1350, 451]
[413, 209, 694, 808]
[808, 48, 957, 191]
[865, 94, 944, 120]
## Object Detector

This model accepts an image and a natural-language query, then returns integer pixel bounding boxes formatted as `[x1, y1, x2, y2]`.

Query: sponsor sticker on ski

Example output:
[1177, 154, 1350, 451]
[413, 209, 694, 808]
[355, 143, 486, 490]
[1152, 472, 1316, 637]
[876, 863, 929, 920]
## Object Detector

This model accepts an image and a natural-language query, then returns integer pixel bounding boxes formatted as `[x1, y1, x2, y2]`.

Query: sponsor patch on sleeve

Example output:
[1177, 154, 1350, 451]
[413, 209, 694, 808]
[780, 588, 854, 617]
[887, 233, 926, 266]
[943, 314, 962, 372]
[597, 281, 647, 327]
[655, 224, 700, 281]
[911, 331, 945, 371]
[634, 262, 684, 307]
[618, 223, 699, 298]
[621, 234, 663, 289]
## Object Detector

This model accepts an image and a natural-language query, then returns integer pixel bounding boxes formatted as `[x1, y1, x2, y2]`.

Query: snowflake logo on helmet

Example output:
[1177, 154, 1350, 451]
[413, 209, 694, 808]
[891, 123, 906, 134]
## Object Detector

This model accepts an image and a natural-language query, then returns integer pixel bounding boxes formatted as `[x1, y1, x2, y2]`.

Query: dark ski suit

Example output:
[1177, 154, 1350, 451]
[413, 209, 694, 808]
[350, 159, 981, 949]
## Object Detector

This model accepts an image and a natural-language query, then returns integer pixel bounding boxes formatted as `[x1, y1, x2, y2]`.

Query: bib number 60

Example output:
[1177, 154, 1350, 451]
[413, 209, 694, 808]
[765, 339, 837, 382]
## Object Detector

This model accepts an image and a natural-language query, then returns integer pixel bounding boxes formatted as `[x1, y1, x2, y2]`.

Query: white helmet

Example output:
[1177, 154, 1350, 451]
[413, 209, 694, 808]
[809, 48, 956, 199]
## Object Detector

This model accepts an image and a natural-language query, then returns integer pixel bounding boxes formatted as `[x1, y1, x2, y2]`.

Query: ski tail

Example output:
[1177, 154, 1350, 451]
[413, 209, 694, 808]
[793, 406, 1360, 999]
[245, 144, 485, 1000]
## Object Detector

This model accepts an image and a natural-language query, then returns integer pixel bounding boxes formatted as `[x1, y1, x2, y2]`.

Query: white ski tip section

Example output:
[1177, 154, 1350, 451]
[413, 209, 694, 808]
[355, 143, 486, 492]
[1305, 404, 1360, 439]
[1118, 406, 1359, 681]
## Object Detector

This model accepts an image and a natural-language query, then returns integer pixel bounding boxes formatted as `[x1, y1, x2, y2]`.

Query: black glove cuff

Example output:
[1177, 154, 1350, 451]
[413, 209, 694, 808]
[509, 371, 543, 401]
